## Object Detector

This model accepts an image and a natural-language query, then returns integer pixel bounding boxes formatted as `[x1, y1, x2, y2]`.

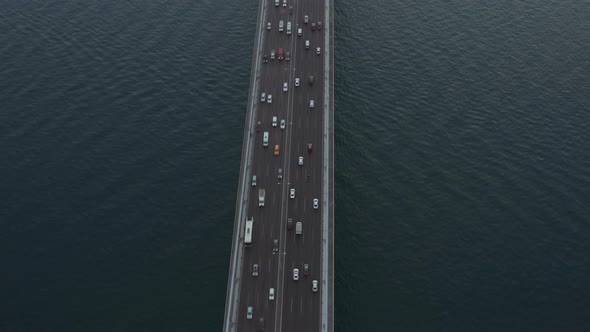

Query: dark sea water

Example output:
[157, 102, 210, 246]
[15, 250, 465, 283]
[1, 0, 589, 331]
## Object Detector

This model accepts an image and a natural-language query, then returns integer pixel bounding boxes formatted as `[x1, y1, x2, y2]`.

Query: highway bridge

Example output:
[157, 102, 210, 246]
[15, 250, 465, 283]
[223, 0, 334, 330]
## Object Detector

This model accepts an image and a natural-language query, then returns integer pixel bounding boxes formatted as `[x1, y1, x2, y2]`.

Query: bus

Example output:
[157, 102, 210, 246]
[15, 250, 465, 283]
[245, 217, 253, 247]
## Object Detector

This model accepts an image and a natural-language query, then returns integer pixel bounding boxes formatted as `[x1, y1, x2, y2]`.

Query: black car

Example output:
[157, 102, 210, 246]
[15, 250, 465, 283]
[303, 263, 310, 276]
[317, 21, 322, 30]
[308, 75, 314, 85]
[273, 239, 279, 252]
[263, 54, 268, 63]
[287, 218, 293, 230]
[311, 22, 316, 31]
[286, 51, 291, 61]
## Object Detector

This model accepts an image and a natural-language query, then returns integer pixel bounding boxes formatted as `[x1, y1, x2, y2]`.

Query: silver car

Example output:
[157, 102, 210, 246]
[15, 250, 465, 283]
[293, 268, 299, 281]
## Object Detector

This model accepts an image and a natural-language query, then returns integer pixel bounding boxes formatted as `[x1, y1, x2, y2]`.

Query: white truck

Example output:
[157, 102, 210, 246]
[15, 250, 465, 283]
[296, 221, 302, 235]
[259, 189, 265, 207]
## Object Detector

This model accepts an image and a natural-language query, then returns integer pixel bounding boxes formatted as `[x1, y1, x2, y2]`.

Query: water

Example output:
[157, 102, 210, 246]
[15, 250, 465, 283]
[1, 0, 589, 331]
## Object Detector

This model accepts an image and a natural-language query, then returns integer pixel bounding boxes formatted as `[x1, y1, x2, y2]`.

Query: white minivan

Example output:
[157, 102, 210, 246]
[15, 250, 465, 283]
[263, 132, 269, 147]
[305, 40, 310, 49]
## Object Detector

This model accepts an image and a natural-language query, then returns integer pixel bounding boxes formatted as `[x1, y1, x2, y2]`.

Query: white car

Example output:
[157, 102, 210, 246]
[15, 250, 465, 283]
[247, 306, 253, 319]
[304, 15, 309, 24]
[283, 82, 288, 92]
[297, 28, 302, 36]
[280, 119, 286, 129]
[253, 264, 259, 276]
[298, 156, 303, 165]
[293, 268, 299, 281]
[295, 78, 300, 87]
[269, 288, 275, 300]
[267, 94, 272, 104]
[283, 0, 287, 7]
[313, 198, 319, 209]
[316, 47, 321, 55]
[267, 22, 271, 30]
[272, 116, 277, 127]
[260, 92, 266, 102]
[290, 188, 295, 199]
[312, 280, 318, 292]
[309, 99, 315, 108]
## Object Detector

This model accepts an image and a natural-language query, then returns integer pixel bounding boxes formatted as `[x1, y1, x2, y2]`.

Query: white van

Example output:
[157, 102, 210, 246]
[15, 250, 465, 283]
[305, 40, 310, 49]
[263, 132, 269, 147]
[279, 20, 284, 32]
[287, 22, 292, 35]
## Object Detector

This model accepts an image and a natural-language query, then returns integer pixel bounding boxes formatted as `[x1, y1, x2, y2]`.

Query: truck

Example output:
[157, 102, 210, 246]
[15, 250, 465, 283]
[296, 221, 302, 235]
[245, 217, 253, 247]
[259, 189, 265, 207]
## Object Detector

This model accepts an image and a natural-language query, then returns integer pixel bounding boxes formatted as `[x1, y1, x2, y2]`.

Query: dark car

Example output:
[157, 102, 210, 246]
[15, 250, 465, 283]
[273, 239, 279, 252]
[317, 21, 322, 30]
[303, 263, 310, 276]
[286, 51, 290, 61]
[263, 54, 268, 63]
[311, 22, 316, 31]
[287, 218, 293, 230]
[289, 5, 293, 14]
[308, 75, 314, 85]
[307, 143, 313, 152]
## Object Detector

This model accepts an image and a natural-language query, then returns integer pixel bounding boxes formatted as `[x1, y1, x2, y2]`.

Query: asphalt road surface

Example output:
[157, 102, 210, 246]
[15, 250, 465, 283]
[237, 0, 326, 331]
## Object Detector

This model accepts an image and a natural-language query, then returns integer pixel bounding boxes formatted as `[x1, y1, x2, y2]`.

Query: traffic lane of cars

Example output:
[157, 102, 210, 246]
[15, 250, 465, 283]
[280, 1, 326, 330]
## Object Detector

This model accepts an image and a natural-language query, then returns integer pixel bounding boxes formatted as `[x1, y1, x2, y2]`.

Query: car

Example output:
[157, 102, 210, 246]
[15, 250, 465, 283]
[267, 22, 271, 30]
[278, 168, 283, 179]
[305, 40, 310, 49]
[280, 119, 286, 129]
[269, 288, 275, 300]
[303, 263, 310, 276]
[297, 28, 302, 36]
[272, 116, 277, 127]
[317, 21, 322, 30]
[295, 77, 300, 87]
[316, 47, 321, 55]
[273, 239, 279, 252]
[313, 198, 319, 209]
[255, 121, 261, 132]
[308, 75, 314, 85]
[289, 5, 293, 14]
[309, 99, 315, 108]
[283, 0, 287, 7]
[298, 156, 303, 165]
[286, 51, 290, 61]
[260, 92, 266, 102]
[283, 82, 288, 92]
[267, 94, 272, 103]
[263, 54, 268, 63]
[274, 144, 280, 156]
[312, 280, 318, 292]
[304, 15, 309, 24]
[290, 188, 295, 199]
[311, 22, 316, 31]
[293, 268, 299, 281]
[253, 264, 259, 276]
[287, 218, 293, 230]
[271, 49, 275, 60]
[259, 318, 265, 330]
[247, 306, 253, 319]
[307, 143, 313, 152]
[252, 175, 257, 187]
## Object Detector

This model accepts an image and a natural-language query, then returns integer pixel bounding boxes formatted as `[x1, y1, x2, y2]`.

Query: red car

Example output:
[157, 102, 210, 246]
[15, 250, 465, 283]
[307, 143, 313, 152]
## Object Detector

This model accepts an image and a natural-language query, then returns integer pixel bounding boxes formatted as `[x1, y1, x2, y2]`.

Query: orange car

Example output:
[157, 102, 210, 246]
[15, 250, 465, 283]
[274, 145, 280, 156]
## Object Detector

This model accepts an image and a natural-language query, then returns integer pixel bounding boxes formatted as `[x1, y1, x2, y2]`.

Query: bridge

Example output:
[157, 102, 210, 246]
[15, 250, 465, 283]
[223, 0, 334, 330]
